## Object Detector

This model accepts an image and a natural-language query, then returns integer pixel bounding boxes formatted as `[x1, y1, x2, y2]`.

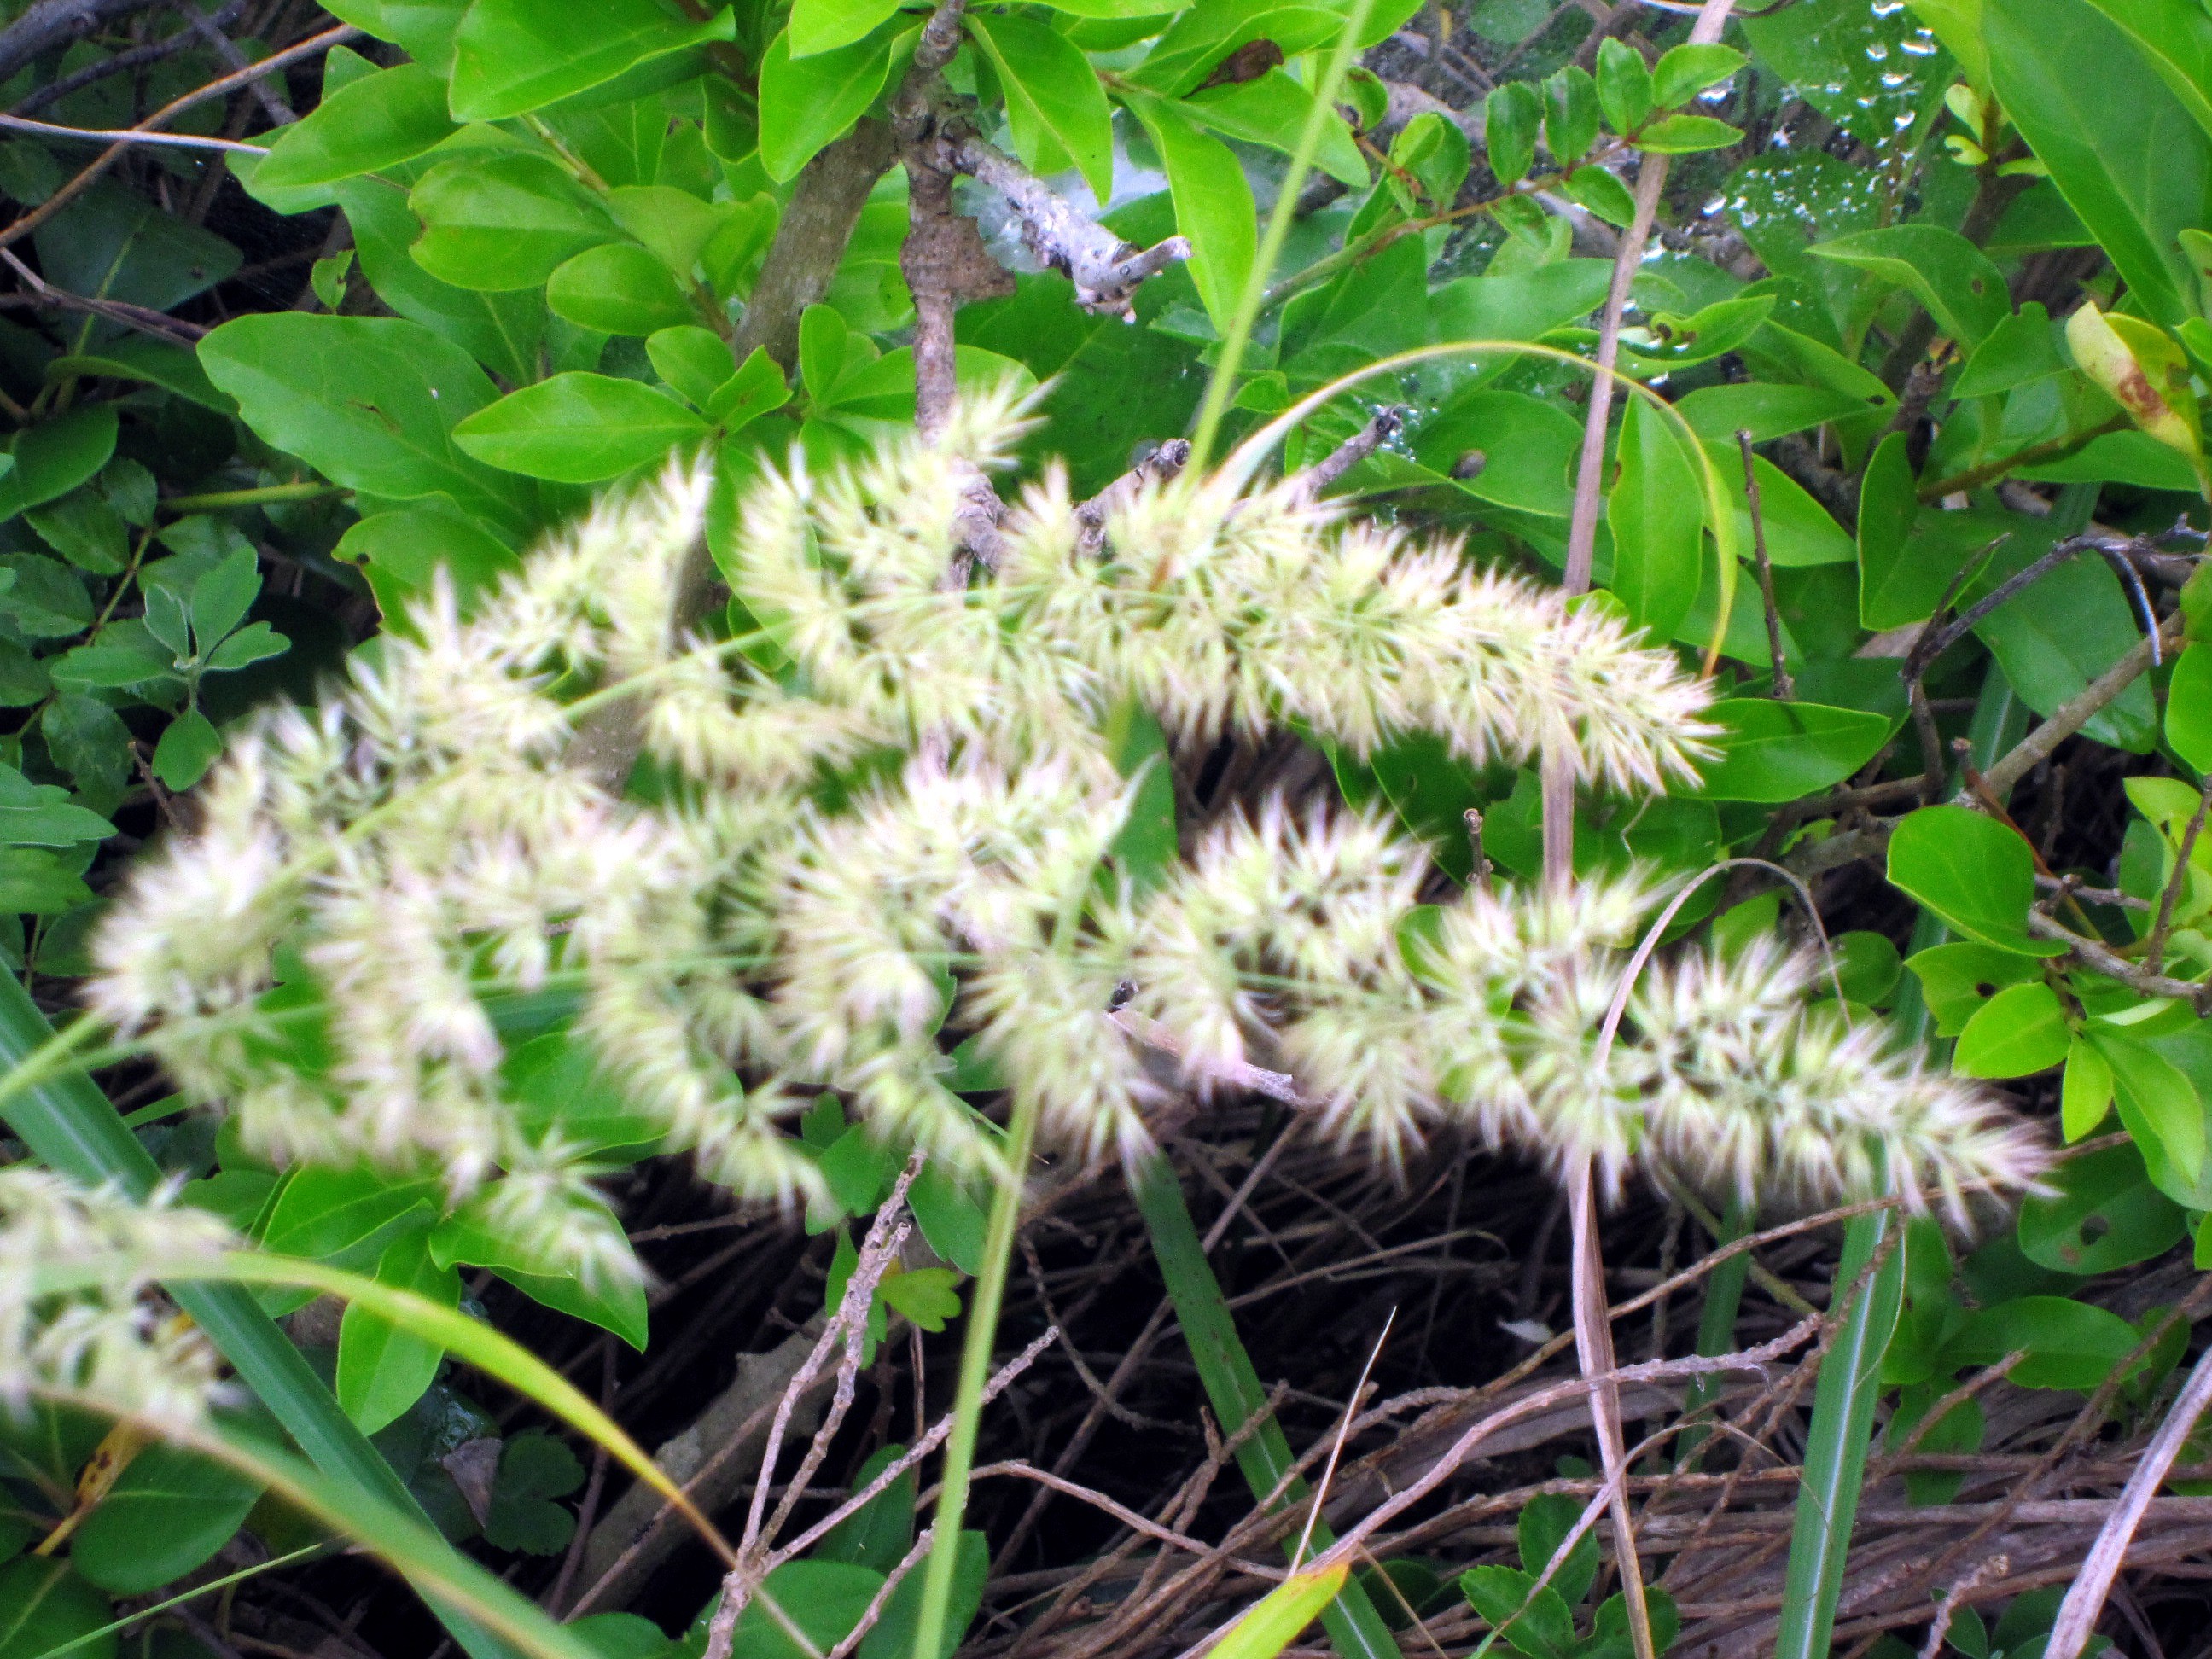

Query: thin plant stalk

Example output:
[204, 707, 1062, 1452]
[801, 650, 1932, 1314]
[910, 1091, 1042, 1659]
[1185, 0, 1379, 473]
[0, 975, 518, 1659]
[1773, 667, 2023, 1659]
[1130, 1150, 1404, 1659]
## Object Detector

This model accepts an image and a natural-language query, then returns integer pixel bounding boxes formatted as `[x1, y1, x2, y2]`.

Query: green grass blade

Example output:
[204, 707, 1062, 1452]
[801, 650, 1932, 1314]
[1773, 667, 2023, 1659]
[1130, 1152, 1404, 1659]
[1674, 1197, 1749, 1469]
[1211, 1564, 1351, 1659]
[0, 975, 521, 1659]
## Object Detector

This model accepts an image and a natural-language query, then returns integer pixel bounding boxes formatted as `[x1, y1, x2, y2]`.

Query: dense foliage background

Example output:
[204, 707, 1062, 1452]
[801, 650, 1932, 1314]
[4, 0, 2212, 1657]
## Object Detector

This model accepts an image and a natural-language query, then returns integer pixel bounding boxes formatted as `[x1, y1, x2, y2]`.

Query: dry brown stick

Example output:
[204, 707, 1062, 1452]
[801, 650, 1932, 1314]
[1284, 407, 1406, 508]
[0, 21, 358, 251]
[0, 0, 170, 84]
[1981, 612, 2182, 798]
[2046, 1343, 2212, 1659]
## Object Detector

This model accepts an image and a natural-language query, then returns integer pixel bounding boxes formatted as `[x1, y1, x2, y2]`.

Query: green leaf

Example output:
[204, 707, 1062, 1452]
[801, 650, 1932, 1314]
[322, 0, 466, 72]
[726, 1560, 885, 1659]
[969, 12, 1115, 205]
[1827, 930, 1901, 1004]
[791, 0, 907, 56]
[191, 545, 262, 650]
[1606, 394, 1704, 640]
[1211, 1567, 1349, 1659]
[453, 374, 708, 483]
[1987, 0, 2212, 327]
[2095, 1033, 2212, 1206]
[1733, 454, 1855, 568]
[1953, 302, 2066, 398]
[2168, 643, 2212, 771]
[909, 1164, 987, 1274]
[409, 152, 620, 292]
[24, 490, 126, 575]
[1954, 981, 2071, 1078]
[644, 328, 736, 410]
[1595, 37, 1653, 133]
[336, 504, 522, 628]
[0, 767, 114, 848]
[483, 1431, 584, 1554]
[429, 1188, 649, 1349]
[1414, 388, 1583, 516]
[1563, 162, 1637, 226]
[448, 0, 736, 121]
[72, 1444, 262, 1595]
[339, 1230, 462, 1434]
[199, 315, 530, 533]
[152, 708, 224, 792]
[1812, 225, 2011, 350]
[334, 177, 546, 386]
[1126, 93, 1255, 333]
[1651, 42, 1745, 108]
[1904, 940, 2043, 1036]
[1694, 699, 1889, 802]
[504, 1032, 664, 1161]
[1485, 81, 1540, 188]
[2018, 1139, 2186, 1274]
[604, 184, 726, 276]
[0, 556, 89, 639]
[876, 1265, 962, 1331]
[1676, 382, 1870, 445]
[1183, 70, 1368, 189]
[1515, 1493, 1598, 1607]
[1633, 112, 1740, 152]
[1126, 0, 1348, 96]
[206, 622, 288, 673]
[1887, 806, 2064, 958]
[757, 24, 910, 184]
[41, 695, 129, 807]
[1543, 66, 1599, 164]
[263, 1166, 440, 1272]
[1854, 432, 1919, 628]
[1459, 1566, 1575, 1659]
[546, 243, 696, 336]
[0, 1558, 113, 1659]
[1941, 1294, 2145, 1389]
[255, 63, 457, 189]
[0, 849, 92, 914]
[33, 182, 240, 317]
[708, 346, 794, 430]
[2062, 1033, 2116, 1140]
[0, 407, 117, 523]
[1971, 533, 2157, 754]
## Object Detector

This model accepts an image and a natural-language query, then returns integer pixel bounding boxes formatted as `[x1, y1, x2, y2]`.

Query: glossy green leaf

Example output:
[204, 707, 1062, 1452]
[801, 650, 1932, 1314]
[1184, 70, 1368, 189]
[1885, 806, 2064, 957]
[1126, 94, 1254, 332]
[1941, 1294, 2145, 1389]
[72, 1444, 262, 1595]
[453, 373, 708, 482]
[2095, 1032, 2212, 1207]
[336, 503, 522, 627]
[1515, 1493, 1598, 1606]
[24, 491, 125, 575]
[709, 346, 794, 429]
[448, 0, 736, 120]
[2168, 643, 2212, 771]
[1827, 930, 1901, 1005]
[790, 0, 907, 56]
[969, 12, 1115, 205]
[333, 178, 545, 386]
[757, 24, 910, 183]
[1954, 981, 2070, 1078]
[321, 0, 466, 73]
[0, 407, 118, 524]
[1485, 81, 1540, 188]
[0, 1558, 113, 1659]
[152, 709, 223, 792]
[1677, 382, 1869, 444]
[199, 315, 531, 533]
[1606, 394, 1705, 639]
[1543, 65, 1598, 162]
[1652, 42, 1745, 108]
[1126, 0, 1347, 96]
[1987, 0, 2212, 328]
[261, 1165, 440, 1269]
[254, 63, 457, 189]
[1694, 699, 1888, 802]
[1733, 454, 1855, 567]
[338, 1230, 462, 1433]
[1595, 37, 1652, 133]
[546, 243, 696, 336]
[1953, 303, 2066, 398]
[1813, 224, 2010, 349]
[428, 1189, 649, 1349]
[1633, 113, 1743, 153]
[2062, 1033, 2116, 1140]
[1460, 1566, 1574, 1659]
[1903, 942, 2042, 1035]
[2018, 1139, 2186, 1274]
[409, 152, 619, 291]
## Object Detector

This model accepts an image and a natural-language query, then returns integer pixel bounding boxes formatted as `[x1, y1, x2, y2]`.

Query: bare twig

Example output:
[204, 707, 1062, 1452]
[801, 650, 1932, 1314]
[0, 108, 268, 152]
[952, 135, 1189, 317]
[1982, 614, 2182, 799]
[2046, 1345, 2212, 1659]
[0, 0, 168, 84]
[1284, 407, 1406, 507]
[1075, 439, 1192, 552]
[2027, 911, 2212, 1014]
[0, 245, 207, 343]
[12, 2, 247, 118]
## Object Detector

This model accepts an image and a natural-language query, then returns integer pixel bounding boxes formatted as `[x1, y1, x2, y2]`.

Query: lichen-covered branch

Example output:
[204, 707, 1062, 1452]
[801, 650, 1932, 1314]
[952, 136, 1190, 317]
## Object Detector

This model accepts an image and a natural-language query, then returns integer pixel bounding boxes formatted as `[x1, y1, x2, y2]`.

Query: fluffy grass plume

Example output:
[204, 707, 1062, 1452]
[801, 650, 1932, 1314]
[88, 398, 2038, 1280]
